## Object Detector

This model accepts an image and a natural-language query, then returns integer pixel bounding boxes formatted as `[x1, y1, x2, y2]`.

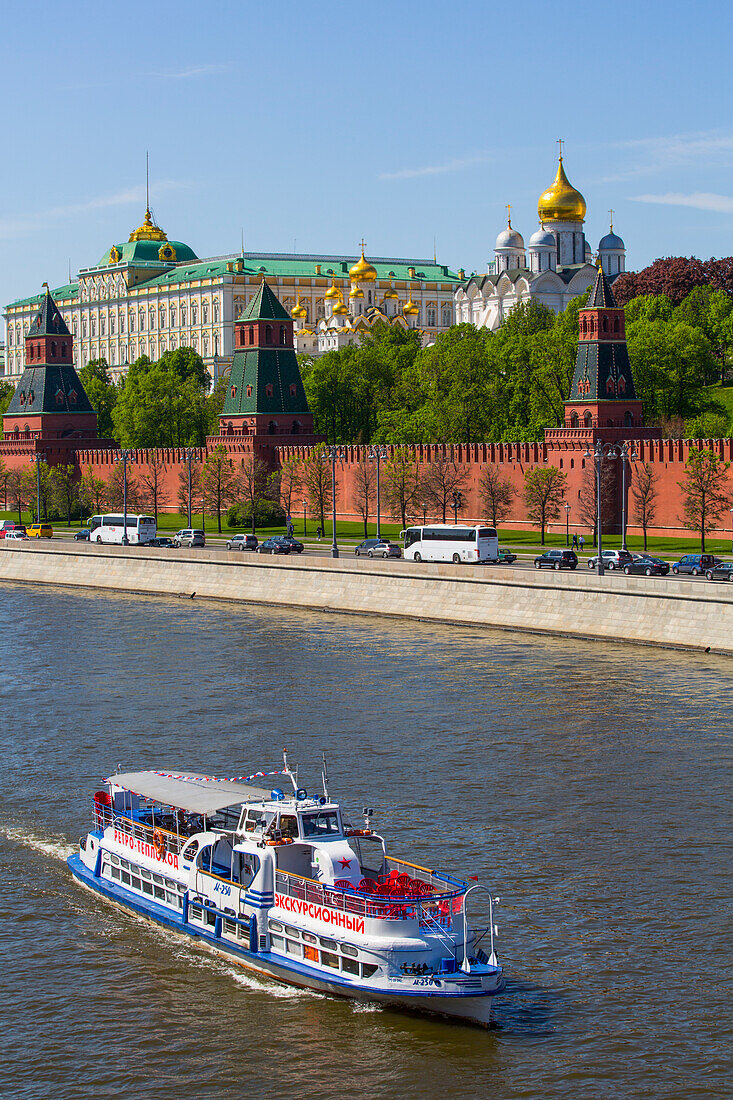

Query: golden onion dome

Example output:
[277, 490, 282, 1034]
[537, 157, 586, 223]
[403, 290, 420, 317]
[383, 287, 399, 300]
[291, 296, 308, 319]
[349, 285, 364, 298]
[333, 301, 349, 315]
[349, 246, 377, 283]
[128, 208, 168, 243]
[324, 276, 340, 299]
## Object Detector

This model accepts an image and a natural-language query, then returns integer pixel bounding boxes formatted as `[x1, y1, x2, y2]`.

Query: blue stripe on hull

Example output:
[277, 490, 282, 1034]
[67, 854, 500, 1011]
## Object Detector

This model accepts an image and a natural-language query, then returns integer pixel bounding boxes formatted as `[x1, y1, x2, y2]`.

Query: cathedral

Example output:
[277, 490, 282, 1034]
[454, 152, 627, 331]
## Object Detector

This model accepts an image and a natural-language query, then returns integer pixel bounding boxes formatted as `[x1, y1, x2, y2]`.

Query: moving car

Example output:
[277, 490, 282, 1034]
[0, 522, 26, 539]
[623, 554, 670, 577]
[586, 549, 633, 570]
[149, 537, 175, 548]
[26, 523, 53, 538]
[172, 529, 206, 548]
[672, 554, 721, 576]
[354, 538, 401, 559]
[494, 549, 517, 564]
[226, 533, 258, 551]
[5, 529, 28, 541]
[705, 561, 733, 580]
[74, 528, 91, 541]
[280, 535, 305, 553]
[257, 536, 291, 554]
[534, 549, 577, 570]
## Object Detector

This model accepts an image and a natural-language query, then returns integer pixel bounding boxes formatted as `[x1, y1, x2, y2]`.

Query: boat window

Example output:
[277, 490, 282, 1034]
[319, 936, 337, 950]
[244, 809, 264, 833]
[236, 852, 259, 887]
[303, 944, 319, 963]
[268, 920, 283, 933]
[181, 839, 200, 860]
[361, 962, 378, 978]
[270, 934, 285, 950]
[352, 836, 386, 877]
[302, 931, 317, 945]
[301, 811, 341, 837]
[284, 925, 300, 938]
[286, 940, 302, 957]
[341, 943, 359, 957]
[321, 951, 340, 969]
[342, 957, 360, 975]
[278, 813, 298, 839]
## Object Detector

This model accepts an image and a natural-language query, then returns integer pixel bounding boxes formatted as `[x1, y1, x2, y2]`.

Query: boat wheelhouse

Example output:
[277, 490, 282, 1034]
[68, 756, 504, 1026]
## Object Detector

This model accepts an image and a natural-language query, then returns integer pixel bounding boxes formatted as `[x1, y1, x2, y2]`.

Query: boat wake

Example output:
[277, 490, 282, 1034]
[0, 824, 76, 862]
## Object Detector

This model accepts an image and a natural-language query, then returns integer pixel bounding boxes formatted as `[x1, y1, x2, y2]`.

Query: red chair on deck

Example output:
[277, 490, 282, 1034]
[333, 879, 352, 890]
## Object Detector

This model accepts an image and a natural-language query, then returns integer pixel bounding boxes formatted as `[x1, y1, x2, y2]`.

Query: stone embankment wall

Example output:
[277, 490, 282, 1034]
[2, 543, 732, 655]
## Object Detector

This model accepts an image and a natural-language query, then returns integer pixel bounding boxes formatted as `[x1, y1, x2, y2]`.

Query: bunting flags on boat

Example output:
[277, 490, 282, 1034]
[152, 768, 288, 784]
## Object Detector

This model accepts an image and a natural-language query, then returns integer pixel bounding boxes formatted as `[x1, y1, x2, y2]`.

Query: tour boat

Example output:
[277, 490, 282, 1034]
[68, 753, 504, 1026]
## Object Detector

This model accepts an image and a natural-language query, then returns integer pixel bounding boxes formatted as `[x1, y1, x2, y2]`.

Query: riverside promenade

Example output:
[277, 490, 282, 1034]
[1, 541, 732, 655]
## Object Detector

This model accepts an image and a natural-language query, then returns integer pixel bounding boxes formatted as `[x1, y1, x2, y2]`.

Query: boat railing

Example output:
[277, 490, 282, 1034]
[95, 803, 189, 856]
[274, 868, 465, 930]
[385, 856, 466, 896]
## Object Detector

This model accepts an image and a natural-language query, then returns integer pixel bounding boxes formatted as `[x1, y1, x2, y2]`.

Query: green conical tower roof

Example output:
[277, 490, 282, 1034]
[241, 278, 291, 322]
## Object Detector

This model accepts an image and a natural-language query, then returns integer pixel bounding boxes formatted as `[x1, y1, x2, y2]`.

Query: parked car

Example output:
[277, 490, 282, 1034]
[74, 528, 91, 541]
[623, 554, 670, 577]
[5, 529, 28, 541]
[354, 538, 402, 559]
[0, 522, 27, 539]
[258, 536, 291, 554]
[26, 523, 53, 539]
[226, 533, 258, 551]
[494, 549, 517, 564]
[172, 529, 206, 548]
[672, 554, 721, 576]
[587, 549, 633, 570]
[705, 561, 733, 580]
[534, 549, 578, 570]
[280, 535, 305, 553]
[149, 537, 175, 548]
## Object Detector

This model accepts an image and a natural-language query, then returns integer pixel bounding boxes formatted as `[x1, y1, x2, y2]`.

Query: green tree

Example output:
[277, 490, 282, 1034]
[626, 320, 714, 421]
[139, 453, 170, 523]
[684, 411, 730, 439]
[201, 445, 236, 533]
[421, 451, 469, 522]
[232, 453, 272, 534]
[0, 381, 15, 417]
[49, 464, 79, 526]
[352, 456, 377, 538]
[382, 447, 421, 528]
[631, 462, 659, 552]
[523, 466, 567, 545]
[79, 465, 108, 517]
[302, 447, 334, 534]
[79, 359, 118, 439]
[677, 447, 731, 552]
[276, 453, 302, 520]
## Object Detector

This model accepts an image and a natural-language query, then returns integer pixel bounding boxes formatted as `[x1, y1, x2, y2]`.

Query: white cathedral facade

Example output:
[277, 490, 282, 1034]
[455, 155, 626, 331]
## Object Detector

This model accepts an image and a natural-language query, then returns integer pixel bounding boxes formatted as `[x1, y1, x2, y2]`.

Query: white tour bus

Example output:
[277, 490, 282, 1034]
[89, 514, 157, 545]
[402, 524, 499, 563]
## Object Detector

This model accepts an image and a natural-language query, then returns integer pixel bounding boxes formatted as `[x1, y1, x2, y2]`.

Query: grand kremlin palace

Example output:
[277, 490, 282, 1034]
[3, 208, 460, 383]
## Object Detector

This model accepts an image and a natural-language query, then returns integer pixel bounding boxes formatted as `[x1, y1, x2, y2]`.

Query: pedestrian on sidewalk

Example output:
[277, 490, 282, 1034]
[572, 533, 578, 549]
[579, 533, 585, 552]
[316, 525, 322, 541]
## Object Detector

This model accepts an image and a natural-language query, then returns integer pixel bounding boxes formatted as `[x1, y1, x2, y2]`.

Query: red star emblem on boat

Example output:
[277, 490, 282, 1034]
[337, 857, 352, 869]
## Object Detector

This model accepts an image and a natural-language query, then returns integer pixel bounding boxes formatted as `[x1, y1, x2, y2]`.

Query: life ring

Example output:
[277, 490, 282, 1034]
[345, 828, 372, 837]
[152, 828, 166, 859]
[265, 837, 294, 846]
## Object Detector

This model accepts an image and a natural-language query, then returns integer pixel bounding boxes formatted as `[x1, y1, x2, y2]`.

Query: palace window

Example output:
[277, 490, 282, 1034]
[90, 318, 96, 336]
[139, 311, 145, 331]
[442, 307, 452, 327]
[191, 305, 197, 324]
[170, 309, 176, 327]
[203, 337, 208, 356]
[160, 310, 166, 329]
[427, 307, 436, 326]
[213, 302, 219, 322]
[150, 309, 156, 329]
[82, 319, 87, 337]
[202, 303, 209, 323]
[120, 314, 125, 333]
[110, 315, 115, 334]
[100, 316, 106, 335]
[180, 305, 185, 325]
[129, 314, 135, 332]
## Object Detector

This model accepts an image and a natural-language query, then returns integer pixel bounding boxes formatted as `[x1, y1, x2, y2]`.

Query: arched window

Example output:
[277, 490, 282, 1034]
[51, 341, 57, 357]
[584, 410, 593, 428]
[202, 303, 209, 323]
[279, 325, 286, 345]
[267, 420, 276, 434]
[191, 304, 197, 324]
[179, 306, 184, 325]
[625, 411, 633, 426]
[265, 325, 273, 344]
[570, 411, 579, 428]
[291, 420, 301, 434]
[213, 302, 219, 322]
[602, 316, 608, 333]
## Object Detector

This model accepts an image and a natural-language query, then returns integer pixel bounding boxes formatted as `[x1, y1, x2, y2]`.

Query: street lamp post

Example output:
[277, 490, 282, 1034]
[452, 490, 463, 524]
[565, 502, 571, 547]
[302, 498, 308, 538]
[31, 452, 46, 523]
[584, 440, 636, 575]
[369, 446, 387, 541]
[116, 450, 134, 545]
[323, 446, 344, 558]
[183, 448, 197, 528]
[201, 495, 206, 535]
[730, 508, 733, 553]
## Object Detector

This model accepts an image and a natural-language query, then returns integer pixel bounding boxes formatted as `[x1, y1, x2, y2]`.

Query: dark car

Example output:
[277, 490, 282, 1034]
[74, 528, 91, 541]
[354, 538, 401, 559]
[534, 549, 577, 570]
[281, 535, 305, 553]
[149, 537, 175, 548]
[672, 554, 721, 576]
[705, 561, 733, 580]
[494, 549, 517, 564]
[226, 533, 258, 551]
[258, 536, 291, 555]
[623, 554, 670, 577]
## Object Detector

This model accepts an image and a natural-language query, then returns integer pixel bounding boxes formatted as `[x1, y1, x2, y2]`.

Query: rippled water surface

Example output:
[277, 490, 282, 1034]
[0, 582, 730, 1100]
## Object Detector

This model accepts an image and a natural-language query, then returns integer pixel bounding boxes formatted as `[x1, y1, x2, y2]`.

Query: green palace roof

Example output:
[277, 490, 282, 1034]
[93, 238, 199, 268]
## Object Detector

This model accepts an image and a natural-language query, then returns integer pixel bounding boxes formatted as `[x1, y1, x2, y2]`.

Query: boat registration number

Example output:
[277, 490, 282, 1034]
[213, 881, 232, 896]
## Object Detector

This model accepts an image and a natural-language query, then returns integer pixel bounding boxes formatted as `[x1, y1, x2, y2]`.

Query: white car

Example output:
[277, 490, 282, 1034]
[5, 530, 28, 541]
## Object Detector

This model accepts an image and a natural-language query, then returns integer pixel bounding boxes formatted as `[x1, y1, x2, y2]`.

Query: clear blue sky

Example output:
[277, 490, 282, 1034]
[2, 0, 733, 316]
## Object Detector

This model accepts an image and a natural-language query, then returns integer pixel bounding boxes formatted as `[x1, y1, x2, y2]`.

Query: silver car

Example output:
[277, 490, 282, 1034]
[172, 529, 206, 548]
[354, 538, 402, 559]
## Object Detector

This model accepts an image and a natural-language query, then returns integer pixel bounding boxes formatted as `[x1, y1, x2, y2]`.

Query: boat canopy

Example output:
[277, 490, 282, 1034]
[106, 771, 273, 815]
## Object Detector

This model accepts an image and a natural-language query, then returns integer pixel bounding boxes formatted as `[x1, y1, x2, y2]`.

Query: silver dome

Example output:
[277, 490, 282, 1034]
[599, 231, 625, 251]
[495, 226, 525, 250]
[529, 226, 555, 249]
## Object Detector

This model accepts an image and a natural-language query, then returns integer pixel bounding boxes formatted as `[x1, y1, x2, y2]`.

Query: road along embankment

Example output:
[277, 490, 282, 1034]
[1, 542, 732, 654]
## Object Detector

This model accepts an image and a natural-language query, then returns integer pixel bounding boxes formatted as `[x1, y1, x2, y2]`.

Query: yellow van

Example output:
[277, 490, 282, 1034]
[27, 523, 53, 538]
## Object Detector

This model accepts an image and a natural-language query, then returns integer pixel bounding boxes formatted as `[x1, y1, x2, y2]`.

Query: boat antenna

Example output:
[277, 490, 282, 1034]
[282, 748, 298, 793]
[321, 752, 330, 800]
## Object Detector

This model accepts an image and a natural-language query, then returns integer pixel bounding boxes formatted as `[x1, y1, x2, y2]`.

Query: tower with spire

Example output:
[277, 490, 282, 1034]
[3, 286, 98, 442]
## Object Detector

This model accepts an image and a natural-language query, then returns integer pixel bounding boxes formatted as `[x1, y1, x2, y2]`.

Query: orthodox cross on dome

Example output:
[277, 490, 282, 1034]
[557, 137, 564, 159]
[506, 203, 512, 227]
[359, 238, 367, 254]
[609, 208, 614, 231]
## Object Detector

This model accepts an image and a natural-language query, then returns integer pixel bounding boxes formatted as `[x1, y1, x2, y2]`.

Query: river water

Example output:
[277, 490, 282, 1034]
[0, 583, 730, 1100]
